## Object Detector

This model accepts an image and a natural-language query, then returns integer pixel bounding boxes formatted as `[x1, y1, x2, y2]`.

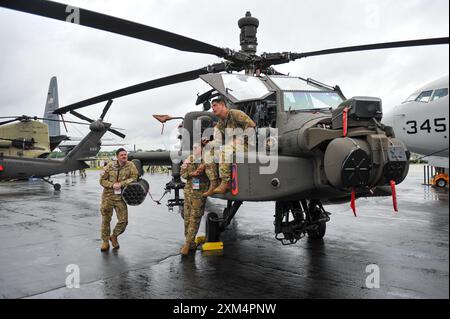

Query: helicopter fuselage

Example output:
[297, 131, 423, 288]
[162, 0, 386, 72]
[183, 73, 410, 202]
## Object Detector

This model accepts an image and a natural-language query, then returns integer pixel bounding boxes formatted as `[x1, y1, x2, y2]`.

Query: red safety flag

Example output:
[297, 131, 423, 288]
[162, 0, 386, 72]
[350, 188, 357, 217]
[390, 180, 398, 212]
[342, 106, 349, 137]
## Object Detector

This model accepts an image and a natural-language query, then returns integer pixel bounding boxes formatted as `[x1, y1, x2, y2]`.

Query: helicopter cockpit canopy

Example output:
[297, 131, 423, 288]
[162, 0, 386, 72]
[199, 73, 343, 112]
[199, 73, 274, 103]
[267, 76, 344, 111]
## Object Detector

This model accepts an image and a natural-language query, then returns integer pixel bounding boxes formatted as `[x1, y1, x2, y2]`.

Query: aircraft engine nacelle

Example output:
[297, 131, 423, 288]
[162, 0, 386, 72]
[324, 135, 409, 189]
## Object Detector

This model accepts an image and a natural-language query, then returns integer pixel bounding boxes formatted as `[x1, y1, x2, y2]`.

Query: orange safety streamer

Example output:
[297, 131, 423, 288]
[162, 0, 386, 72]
[343, 106, 349, 137]
[390, 180, 398, 212]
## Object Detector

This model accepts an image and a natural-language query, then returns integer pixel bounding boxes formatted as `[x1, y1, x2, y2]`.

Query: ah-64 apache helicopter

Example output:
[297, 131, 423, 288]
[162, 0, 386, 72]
[2, 0, 448, 244]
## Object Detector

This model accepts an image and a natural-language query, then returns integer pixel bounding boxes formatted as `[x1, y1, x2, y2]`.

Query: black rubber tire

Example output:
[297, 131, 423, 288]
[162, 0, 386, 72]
[307, 221, 326, 240]
[54, 183, 61, 191]
[206, 212, 220, 242]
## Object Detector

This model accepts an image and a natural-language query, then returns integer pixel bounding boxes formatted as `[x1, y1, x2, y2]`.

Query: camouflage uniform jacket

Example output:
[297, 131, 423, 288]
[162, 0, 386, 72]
[100, 160, 139, 200]
[181, 155, 209, 192]
[211, 109, 256, 147]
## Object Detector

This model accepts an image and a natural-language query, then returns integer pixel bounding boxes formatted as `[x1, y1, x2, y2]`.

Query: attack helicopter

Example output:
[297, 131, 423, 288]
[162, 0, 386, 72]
[1, 0, 448, 244]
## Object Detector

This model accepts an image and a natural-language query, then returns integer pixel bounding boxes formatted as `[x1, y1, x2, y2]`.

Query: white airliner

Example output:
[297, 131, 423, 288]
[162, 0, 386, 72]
[384, 75, 449, 186]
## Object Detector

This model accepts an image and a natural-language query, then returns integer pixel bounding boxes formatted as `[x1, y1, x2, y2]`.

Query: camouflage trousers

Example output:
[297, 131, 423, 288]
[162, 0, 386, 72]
[100, 198, 128, 241]
[204, 144, 245, 183]
[183, 190, 206, 243]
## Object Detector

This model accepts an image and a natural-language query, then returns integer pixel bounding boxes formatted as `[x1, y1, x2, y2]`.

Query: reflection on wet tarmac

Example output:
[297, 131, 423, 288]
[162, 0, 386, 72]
[0, 165, 448, 298]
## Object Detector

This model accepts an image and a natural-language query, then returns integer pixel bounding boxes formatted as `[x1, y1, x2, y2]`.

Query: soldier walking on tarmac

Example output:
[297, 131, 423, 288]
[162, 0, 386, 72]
[180, 141, 209, 255]
[99, 148, 138, 252]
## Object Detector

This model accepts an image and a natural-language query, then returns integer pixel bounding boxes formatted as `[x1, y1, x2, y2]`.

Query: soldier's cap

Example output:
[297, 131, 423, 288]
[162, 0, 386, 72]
[116, 148, 127, 155]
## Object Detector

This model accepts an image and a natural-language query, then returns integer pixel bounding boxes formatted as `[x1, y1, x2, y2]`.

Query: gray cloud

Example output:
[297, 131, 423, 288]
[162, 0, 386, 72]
[0, 0, 448, 150]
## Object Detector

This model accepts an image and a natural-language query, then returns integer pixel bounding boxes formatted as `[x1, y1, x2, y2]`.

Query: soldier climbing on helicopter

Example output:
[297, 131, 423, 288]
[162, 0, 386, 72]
[202, 98, 256, 197]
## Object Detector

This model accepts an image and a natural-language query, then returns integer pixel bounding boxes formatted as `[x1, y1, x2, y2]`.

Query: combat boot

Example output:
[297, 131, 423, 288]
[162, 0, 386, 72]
[100, 238, 110, 252]
[180, 243, 190, 256]
[212, 180, 231, 195]
[202, 179, 219, 197]
[110, 234, 120, 250]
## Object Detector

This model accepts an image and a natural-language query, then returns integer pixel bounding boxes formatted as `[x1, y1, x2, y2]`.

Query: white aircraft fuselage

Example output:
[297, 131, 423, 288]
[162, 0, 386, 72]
[384, 75, 449, 168]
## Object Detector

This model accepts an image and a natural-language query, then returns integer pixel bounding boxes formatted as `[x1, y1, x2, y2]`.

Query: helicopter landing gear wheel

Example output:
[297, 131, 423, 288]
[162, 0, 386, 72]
[41, 177, 61, 191]
[206, 212, 221, 242]
[305, 200, 329, 240]
[307, 221, 326, 239]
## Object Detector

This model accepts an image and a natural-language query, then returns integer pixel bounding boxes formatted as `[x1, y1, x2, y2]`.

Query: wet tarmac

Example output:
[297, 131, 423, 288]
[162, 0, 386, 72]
[0, 165, 448, 299]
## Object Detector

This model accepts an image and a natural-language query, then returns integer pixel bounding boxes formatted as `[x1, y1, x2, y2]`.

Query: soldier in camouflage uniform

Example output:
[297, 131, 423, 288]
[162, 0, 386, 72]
[202, 98, 256, 196]
[180, 142, 209, 255]
[99, 148, 139, 252]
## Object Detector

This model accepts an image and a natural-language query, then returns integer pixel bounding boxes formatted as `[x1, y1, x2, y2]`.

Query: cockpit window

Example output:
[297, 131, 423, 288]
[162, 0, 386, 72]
[403, 92, 419, 103]
[415, 90, 433, 103]
[221, 74, 271, 101]
[283, 91, 343, 111]
[269, 76, 322, 91]
[431, 88, 448, 101]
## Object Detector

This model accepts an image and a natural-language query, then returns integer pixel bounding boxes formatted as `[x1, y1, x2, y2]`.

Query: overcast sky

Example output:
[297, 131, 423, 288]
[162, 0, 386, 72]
[0, 0, 448, 151]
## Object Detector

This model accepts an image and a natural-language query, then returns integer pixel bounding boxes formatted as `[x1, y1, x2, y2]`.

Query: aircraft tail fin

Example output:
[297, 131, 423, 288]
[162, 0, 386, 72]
[43, 76, 60, 137]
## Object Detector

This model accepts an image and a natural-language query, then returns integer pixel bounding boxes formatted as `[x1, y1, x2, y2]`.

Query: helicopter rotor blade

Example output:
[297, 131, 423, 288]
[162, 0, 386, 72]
[69, 111, 125, 139]
[58, 114, 68, 133]
[54, 64, 228, 114]
[107, 128, 126, 139]
[100, 100, 113, 120]
[291, 37, 449, 60]
[0, 0, 229, 58]
[36, 116, 91, 126]
[69, 111, 93, 123]
[0, 118, 20, 126]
